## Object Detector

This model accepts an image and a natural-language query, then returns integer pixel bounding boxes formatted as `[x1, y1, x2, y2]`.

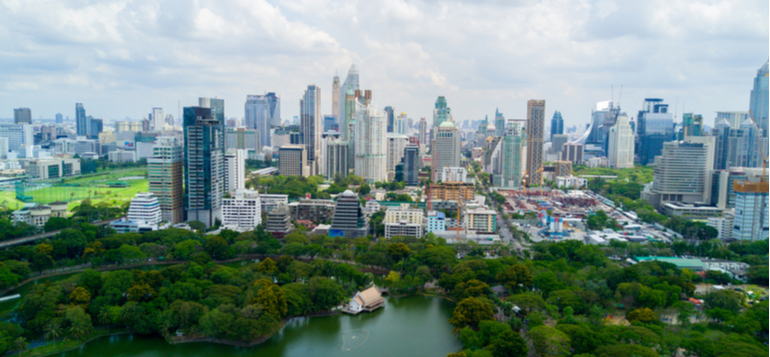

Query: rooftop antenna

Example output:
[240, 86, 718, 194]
[611, 85, 614, 104]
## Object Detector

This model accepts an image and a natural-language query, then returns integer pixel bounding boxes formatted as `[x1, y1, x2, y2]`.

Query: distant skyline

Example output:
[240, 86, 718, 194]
[0, 0, 767, 128]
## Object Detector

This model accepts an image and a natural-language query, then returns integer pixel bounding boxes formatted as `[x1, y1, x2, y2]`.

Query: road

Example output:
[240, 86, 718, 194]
[0, 216, 124, 249]
[467, 165, 526, 252]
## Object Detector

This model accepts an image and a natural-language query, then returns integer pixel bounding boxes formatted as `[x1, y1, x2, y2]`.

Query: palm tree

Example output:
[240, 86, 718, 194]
[69, 325, 85, 340]
[14, 337, 27, 357]
[45, 320, 62, 349]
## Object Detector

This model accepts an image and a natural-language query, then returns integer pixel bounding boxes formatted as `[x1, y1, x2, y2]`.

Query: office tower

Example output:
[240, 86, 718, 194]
[608, 114, 634, 169]
[403, 145, 420, 185]
[715, 111, 749, 129]
[641, 141, 710, 210]
[225, 128, 260, 151]
[300, 85, 321, 174]
[332, 74, 340, 119]
[586, 100, 619, 148]
[0, 138, 8, 159]
[152, 107, 165, 131]
[245, 93, 280, 149]
[0, 123, 33, 152]
[225, 148, 246, 194]
[732, 180, 769, 241]
[433, 96, 451, 129]
[726, 119, 763, 168]
[76, 103, 87, 136]
[431, 121, 461, 181]
[712, 119, 732, 170]
[326, 139, 350, 180]
[395, 113, 406, 135]
[418, 118, 427, 151]
[183, 106, 225, 228]
[339, 65, 360, 142]
[387, 133, 409, 173]
[355, 96, 387, 183]
[323, 115, 337, 132]
[500, 125, 525, 188]
[279, 145, 309, 177]
[637, 98, 675, 165]
[550, 111, 564, 137]
[494, 108, 505, 136]
[55, 113, 63, 124]
[14, 108, 31, 124]
[88, 118, 103, 139]
[222, 189, 262, 232]
[526, 100, 545, 186]
[384, 106, 394, 133]
[681, 113, 703, 138]
[329, 190, 369, 238]
[148, 136, 184, 224]
[749, 61, 768, 138]
[550, 134, 569, 155]
[199, 98, 225, 123]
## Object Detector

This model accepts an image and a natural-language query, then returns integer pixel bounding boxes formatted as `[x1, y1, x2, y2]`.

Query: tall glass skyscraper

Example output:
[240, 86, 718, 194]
[301, 85, 321, 174]
[550, 111, 564, 137]
[494, 108, 505, 136]
[76, 103, 87, 136]
[184, 103, 225, 228]
[245, 93, 280, 149]
[749, 61, 768, 138]
[384, 106, 394, 133]
[338, 65, 359, 142]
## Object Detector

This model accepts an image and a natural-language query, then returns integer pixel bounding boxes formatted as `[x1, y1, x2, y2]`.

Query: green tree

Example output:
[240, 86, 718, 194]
[491, 329, 529, 357]
[14, 337, 26, 357]
[594, 344, 659, 357]
[44, 321, 62, 350]
[449, 297, 495, 332]
[205, 236, 232, 260]
[387, 242, 411, 261]
[257, 258, 279, 275]
[627, 307, 656, 323]
[527, 325, 571, 357]
[496, 264, 533, 293]
[308, 277, 346, 312]
[253, 279, 288, 318]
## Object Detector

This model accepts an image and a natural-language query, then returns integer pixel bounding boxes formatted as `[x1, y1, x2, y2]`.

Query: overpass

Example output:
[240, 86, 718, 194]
[0, 217, 125, 249]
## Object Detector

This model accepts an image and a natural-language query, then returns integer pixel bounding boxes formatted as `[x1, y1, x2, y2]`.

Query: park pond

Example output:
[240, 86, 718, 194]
[49, 295, 460, 357]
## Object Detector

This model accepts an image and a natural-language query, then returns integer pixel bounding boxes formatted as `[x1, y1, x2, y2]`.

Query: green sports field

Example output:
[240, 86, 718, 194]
[0, 168, 149, 211]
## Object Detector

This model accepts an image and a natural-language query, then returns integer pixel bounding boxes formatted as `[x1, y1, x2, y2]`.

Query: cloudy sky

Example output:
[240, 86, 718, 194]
[1, 0, 767, 128]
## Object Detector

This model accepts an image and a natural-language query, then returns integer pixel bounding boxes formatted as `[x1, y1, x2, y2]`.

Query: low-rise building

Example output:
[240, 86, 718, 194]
[222, 189, 262, 232]
[385, 221, 423, 239]
[556, 176, 587, 189]
[363, 199, 381, 214]
[426, 211, 446, 232]
[430, 182, 475, 201]
[127, 192, 162, 224]
[661, 202, 723, 220]
[288, 199, 335, 223]
[344, 286, 385, 315]
[329, 190, 369, 238]
[465, 207, 497, 233]
[260, 194, 289, 214]
[266, 205, 293, 239]
[110, 218, 158, 234]
[12, 202, 69, 227]
[707, 213, 734, 240]
[25, 158, 81, 180]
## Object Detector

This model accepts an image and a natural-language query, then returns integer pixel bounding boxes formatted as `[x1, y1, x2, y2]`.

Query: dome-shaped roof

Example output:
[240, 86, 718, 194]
[487, 123, 496, 131]
[439, 121, 456, 128]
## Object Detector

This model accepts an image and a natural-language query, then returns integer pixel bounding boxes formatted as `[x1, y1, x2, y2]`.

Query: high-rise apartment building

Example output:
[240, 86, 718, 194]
[300, 85, 321, 175]
[386, 133, 409, 173]
[355, 96, 387, 183]
[183, 105, 225, 228]
[418, 118, 427, 153]
[526, 100, 545, 186]
[224, 149, 246, 194]
[749, 61, 768, 138]
[431, 121, 461, 181]
[326, 138, 349, 180]
[151, 107, 165, 131]
[76, 103, 87, 136]
[279, 145, 309, 177]
[339, 65, 360, 142]
[732, 180, 769, 241]
[395, 112, 407, 135]
[550, 111, 564, 137]
[714, 111, 749, 129]
[225, 128, 260, 152]
[500, 125, 525, 188]
[608, 114, 634, 169]
[14, 108, 31, 124]
[494, 108, 505, 137]
[681, 113, 703, 138]
[148, 136, 184, 224]
[222, 189, 262, 232]
[433, 96, 451, 128]
[332, 74, 340, 119]
[245, 93, 280, 149]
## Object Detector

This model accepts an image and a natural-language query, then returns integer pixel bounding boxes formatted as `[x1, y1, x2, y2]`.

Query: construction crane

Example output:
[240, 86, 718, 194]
[536, 167, 545, 196]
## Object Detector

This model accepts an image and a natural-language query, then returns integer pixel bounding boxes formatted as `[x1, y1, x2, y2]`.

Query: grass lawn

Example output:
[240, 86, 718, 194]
[573, 165, 654, 185]
[22, 326, 129, 357]
[0, 168, 149, 211]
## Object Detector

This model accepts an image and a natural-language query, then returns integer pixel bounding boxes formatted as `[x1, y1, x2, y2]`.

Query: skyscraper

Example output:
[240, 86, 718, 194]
[88, 118, 103, 139]
[732, 180, 769, 241]
[339, 65, 360, 142]
[326, 138, 349, 180]
[148, 136, 184, 224]
[14, 108, 31, 124]
[526, 100, 545, 186]
[300, 85, 322, 175]
[395, 113, 407, 135]
[550, 111, 564, 137]
[224, 149, 246, 194]
[749, 61, 768, 138]
[387, 133, 409, 174]
[245, 93, 280, 149]
[355, 96, 387, 183]
[726, 119, 763, 168]
[384, 106, 395, 133]
[641, 141, 710, 210]
[608, 114, 634, 169]
[431, 121, 461, 181]
[418, 118, 427, 151]
[76, 103, 87, 136]
[55, 113, 63, 124]
[279, 145, 309, 177]
[403, 145, 420, 185]
[637, 98, 675, 165]
[494, 108, 505, 136]
[712, 119, 731, 170]
[332, 74, 340, 119]
[183, 105, 225, 228]
[500, 125, 525, 188]
[433, 96, 451, 128]
[152, 107, 165, 131]
[681, 113, 703, 138]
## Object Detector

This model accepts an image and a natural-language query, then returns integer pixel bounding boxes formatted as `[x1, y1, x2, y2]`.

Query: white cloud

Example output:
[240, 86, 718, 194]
[0, 0, 766, 127]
